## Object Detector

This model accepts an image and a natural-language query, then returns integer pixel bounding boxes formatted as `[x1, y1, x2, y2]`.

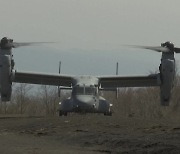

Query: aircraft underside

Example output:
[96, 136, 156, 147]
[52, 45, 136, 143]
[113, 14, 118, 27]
[58, 96, 112, 116]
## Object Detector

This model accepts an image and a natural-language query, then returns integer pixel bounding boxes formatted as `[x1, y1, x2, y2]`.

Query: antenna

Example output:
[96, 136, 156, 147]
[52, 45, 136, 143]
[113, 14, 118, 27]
[59, 61, 61, 74]
[116, 62, 119, 99]
[58, 61, 61, 97]
[116, 62, 118, 75]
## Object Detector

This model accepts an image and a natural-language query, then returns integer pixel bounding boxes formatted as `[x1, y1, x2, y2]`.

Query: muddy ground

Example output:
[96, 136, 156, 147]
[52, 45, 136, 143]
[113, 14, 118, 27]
[0, 114, 179, 154]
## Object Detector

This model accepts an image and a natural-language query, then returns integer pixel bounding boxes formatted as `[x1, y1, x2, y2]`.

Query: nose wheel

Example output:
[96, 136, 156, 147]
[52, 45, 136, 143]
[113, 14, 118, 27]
[104, 111, 112, 116]
[59, 110, 68, 116]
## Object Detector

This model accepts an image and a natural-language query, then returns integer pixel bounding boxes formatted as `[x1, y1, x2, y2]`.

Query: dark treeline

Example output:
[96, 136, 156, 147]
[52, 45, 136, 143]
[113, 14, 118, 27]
[0, 76, 180, 118]
[0, 84, 70, 116]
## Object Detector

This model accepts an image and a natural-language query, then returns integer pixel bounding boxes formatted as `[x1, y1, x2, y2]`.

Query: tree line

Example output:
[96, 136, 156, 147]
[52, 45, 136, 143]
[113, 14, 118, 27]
[0, 76, 180, 118]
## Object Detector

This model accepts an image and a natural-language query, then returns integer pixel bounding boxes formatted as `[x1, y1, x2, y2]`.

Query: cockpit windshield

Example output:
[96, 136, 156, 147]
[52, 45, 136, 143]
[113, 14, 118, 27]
[85, 87, 95, 95]
[75, 87, 84, 95]
[73, 86, 97, 96]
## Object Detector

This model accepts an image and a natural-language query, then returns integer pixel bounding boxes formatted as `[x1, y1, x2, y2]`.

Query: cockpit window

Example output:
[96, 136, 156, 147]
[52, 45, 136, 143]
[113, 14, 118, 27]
[85, 87, 96, 95]
[73, 86, 97, 96]
[75, 87, 84, 95]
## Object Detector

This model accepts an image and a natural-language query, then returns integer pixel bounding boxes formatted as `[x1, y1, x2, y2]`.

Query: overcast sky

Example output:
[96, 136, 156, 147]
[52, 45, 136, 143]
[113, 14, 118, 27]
[1, 0, 180, 75]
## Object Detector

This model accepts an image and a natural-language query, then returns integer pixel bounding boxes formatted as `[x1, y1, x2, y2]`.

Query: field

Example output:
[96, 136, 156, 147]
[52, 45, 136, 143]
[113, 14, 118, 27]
[0, 114, 179, 154]
[1, 84, 180, 154]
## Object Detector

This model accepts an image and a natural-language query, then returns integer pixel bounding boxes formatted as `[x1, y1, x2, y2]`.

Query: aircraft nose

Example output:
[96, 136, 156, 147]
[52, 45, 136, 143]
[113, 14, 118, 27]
[76, 95, 96, 104]
[75, 95, 97, 109]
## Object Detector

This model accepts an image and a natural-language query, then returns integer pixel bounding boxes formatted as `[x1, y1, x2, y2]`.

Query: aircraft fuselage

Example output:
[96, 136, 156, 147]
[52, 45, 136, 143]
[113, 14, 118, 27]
[58, 76, 112, 116]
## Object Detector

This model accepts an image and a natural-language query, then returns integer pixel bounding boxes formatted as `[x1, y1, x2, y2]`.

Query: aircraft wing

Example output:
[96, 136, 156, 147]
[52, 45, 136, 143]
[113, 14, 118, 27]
[99, 74, 161, 88]
[13, 71, 73, 87]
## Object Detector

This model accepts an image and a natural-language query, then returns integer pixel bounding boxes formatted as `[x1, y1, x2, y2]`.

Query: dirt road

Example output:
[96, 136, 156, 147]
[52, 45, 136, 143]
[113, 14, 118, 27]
[0, 114, 179, 154]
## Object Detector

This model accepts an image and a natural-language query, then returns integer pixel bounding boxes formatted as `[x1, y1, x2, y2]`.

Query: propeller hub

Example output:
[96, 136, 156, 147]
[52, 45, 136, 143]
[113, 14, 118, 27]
[161, 41, 174, 51]
[0, 37, 13, 49]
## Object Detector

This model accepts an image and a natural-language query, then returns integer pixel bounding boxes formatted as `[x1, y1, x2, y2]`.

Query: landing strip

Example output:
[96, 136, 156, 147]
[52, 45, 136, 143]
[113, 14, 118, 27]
[0, 114, 179, 154]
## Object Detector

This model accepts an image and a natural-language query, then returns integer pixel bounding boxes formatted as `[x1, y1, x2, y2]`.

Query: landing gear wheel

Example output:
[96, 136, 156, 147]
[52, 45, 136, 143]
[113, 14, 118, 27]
[59, 110, 63, 116]
[59, 111, 68, 116]
[64, 112, 68, 116]
[104, 112, 112, 116]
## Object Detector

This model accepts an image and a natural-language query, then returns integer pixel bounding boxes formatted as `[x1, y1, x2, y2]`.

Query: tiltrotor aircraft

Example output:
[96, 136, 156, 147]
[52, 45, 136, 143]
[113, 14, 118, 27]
[0, 37, 179, 116]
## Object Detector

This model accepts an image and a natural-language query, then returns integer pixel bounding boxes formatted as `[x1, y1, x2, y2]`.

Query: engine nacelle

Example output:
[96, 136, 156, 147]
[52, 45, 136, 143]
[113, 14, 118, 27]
[160, 59, 175, 106]
[0, 55, 12, 101]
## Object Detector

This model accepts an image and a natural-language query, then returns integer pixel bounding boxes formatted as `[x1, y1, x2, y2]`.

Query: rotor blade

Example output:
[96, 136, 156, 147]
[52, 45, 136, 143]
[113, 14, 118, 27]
[126, 45, 170, 53]
[12, 42, 55, 48]
[138, 46, 170, 52]
[174, 47, 180, 53]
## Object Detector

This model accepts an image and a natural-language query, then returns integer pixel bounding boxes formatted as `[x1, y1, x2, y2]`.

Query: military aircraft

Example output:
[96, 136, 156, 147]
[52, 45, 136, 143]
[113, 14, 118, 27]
[0, 37, 179, 116]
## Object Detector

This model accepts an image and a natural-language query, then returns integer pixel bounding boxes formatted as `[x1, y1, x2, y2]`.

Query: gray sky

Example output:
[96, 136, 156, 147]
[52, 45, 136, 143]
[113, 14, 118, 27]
[1, 0, 180, 75]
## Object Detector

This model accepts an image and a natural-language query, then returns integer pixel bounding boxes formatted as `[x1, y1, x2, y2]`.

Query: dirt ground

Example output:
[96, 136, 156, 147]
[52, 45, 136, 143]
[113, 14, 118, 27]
[0, 114, 179, 154]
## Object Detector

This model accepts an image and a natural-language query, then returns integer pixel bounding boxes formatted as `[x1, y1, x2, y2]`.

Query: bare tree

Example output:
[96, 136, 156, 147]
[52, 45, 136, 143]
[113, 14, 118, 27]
[39, 85, 59, 115]
[14, 83, 32, 114]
